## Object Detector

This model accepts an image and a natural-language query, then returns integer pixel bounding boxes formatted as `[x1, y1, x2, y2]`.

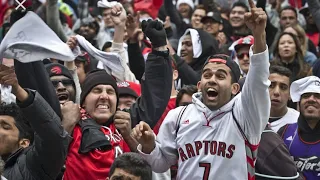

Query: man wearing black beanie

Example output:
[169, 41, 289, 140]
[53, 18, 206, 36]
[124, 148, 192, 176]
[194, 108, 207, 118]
[63, 5, 173, 180]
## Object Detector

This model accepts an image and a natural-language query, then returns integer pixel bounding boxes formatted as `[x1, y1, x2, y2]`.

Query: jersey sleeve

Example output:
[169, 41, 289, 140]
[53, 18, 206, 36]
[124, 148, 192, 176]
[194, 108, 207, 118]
[233, 46, 271, 145]
[138, 107, 183, 173]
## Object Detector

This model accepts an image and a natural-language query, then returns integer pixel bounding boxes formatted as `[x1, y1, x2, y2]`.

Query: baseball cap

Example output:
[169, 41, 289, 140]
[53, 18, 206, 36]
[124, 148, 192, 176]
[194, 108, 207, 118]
[45, 63, 73, 80]
[234, 35, 254, 52]
[76, 51, 90, 64]
[117, 81, 141, 99]
[201, 12, 223, 24]
[202, 54, 241, 82]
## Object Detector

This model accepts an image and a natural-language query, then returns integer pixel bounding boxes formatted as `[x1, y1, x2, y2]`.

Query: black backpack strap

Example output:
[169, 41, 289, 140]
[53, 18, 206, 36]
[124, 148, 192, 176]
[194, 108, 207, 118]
[175, 105, 189, 134]
[231, 107, 250, 144]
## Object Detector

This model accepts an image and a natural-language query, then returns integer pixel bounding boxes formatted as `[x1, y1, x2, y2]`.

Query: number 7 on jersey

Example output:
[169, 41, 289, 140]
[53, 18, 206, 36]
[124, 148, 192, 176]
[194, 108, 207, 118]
[199, 162, 211, 180]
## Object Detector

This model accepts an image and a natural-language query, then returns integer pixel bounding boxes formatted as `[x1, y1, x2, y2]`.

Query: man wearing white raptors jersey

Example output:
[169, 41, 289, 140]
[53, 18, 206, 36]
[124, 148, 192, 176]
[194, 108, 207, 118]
[132, 0, 270, 179]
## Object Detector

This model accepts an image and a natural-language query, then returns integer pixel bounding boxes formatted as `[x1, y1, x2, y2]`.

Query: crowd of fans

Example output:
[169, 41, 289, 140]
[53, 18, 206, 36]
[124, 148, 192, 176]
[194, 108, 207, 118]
[0, 0, 320, 179]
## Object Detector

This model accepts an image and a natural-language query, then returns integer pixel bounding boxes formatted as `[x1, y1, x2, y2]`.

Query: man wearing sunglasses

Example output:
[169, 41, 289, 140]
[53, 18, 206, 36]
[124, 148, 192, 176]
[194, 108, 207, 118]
[45, 63, 76, 105]
[234, 35, 254, 78]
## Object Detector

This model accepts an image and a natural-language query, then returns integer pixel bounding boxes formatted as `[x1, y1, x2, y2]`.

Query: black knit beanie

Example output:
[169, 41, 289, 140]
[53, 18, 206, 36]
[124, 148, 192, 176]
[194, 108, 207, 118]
[80, 69, 118, 106]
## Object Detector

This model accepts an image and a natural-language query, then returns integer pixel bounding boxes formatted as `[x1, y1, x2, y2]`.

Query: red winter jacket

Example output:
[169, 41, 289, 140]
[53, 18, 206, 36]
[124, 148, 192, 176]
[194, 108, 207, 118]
[63, 124, 130, 180]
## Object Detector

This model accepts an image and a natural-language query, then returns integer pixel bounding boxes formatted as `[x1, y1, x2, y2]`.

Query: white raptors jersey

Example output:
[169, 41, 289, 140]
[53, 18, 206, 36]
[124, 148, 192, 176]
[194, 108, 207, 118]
[139, 47, 271, 180]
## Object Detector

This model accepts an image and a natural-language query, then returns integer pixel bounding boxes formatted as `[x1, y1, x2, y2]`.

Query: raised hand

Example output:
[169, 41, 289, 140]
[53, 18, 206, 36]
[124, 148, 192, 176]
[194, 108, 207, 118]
[0, 65, 19, 90]
[132, 121, 155, 154]
[66, 36, 78, 50]
[126, 15, 143, 42]
[244, 0, 267, 36]
[0, 64, 28, 101]
[114, 110, 132, 139]
[111, 4, 127, 27]
[164, 16, 172, 29]
[141, 20, 167, 48]
[61, 101, 81, 134]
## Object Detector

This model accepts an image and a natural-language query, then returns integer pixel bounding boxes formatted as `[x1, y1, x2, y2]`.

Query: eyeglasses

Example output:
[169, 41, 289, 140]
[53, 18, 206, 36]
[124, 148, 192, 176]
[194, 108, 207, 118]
[236, 52, 249, 59]
[51, 79, 74, 87]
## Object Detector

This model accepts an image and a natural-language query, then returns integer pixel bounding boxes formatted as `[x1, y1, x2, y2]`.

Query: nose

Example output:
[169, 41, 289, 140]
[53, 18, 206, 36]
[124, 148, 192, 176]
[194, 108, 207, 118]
[306, 94, 317, 102]
[273, 86, 280, 96]
[118, 103, 126, 110]
[243, 54, 249, 61]
[99, 91, 109, 100]
[56, 82, 66, 92]
[207, 76, 218, 85]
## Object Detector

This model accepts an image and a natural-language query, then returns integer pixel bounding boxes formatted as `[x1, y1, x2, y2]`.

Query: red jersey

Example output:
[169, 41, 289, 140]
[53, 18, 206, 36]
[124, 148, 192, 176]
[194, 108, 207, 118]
[63, 123, 130, 180]
[153, 97, 176, 135]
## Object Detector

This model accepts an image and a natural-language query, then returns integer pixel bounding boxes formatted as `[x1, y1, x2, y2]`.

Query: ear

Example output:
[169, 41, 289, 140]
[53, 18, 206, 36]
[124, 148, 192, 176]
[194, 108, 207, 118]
[219, 24, 223, 31]
[231, 83, 240, 95]
[173, 70, 179, 81]
[19, 138, 30, 149]
[197, 81, 201, 92]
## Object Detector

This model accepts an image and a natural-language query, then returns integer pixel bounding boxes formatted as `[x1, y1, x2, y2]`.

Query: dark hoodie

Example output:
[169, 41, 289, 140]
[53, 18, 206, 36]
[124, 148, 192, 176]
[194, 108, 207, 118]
[174, 29, 219, 88]
[256, 126, 303, 180]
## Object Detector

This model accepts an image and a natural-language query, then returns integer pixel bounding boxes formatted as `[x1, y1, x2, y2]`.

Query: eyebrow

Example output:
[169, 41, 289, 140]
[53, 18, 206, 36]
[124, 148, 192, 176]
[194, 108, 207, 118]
[111, 175, 132, 180]
[202, 68, 228, 75]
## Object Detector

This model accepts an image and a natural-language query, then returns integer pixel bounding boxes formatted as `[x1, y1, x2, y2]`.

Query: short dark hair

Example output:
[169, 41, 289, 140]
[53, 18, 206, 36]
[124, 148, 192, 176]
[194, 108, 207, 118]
[102, 41, 112, 51]
[280, 6, 298, 19]
[270, 65, 292, 78]
[231, 2, 249, 12]
[0, 103, 34, 143]
[269, 65, 292, 83]
[176, 85, 198, 107]
[109, 152, 152, 180]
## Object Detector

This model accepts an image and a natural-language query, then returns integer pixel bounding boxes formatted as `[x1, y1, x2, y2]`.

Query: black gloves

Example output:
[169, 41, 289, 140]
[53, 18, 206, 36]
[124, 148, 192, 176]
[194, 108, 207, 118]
[141, 20, 167, 48]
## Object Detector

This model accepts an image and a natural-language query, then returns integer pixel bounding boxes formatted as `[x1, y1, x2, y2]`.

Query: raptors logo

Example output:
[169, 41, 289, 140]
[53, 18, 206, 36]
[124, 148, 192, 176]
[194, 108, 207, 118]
[51, 66, 62, 75]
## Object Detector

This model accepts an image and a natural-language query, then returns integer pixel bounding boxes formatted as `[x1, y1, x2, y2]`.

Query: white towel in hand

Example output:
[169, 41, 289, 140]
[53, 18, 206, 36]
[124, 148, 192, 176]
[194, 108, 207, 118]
[97, 0, 122, 8]
[74, 35, 125, 80]
[0, 12, 77, 64]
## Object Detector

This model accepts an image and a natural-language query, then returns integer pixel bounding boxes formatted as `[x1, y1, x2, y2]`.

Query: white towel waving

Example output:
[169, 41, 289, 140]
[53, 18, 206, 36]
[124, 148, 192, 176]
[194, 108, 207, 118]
[74, 35, 125, 79]
[97, 0, 122, 8]
[0, 11, 77, 64]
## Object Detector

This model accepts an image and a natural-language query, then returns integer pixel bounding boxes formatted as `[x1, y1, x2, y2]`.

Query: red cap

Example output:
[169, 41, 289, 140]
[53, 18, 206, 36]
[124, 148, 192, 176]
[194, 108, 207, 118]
[117, 81, 141, 97]
[234, 35, 254, 51]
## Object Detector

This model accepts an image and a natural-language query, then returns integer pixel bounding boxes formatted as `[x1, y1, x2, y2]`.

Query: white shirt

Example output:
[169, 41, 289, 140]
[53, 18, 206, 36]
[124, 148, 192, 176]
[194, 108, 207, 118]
[138, 47, 271, 180]
[270, 108, 299, 133]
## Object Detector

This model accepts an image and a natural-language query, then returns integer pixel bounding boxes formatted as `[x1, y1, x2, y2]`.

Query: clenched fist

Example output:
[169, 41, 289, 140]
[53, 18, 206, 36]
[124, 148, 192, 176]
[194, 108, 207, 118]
[141, 20, 167, 48]
[61, 101, 80, 134]
[114, 110, 131, 139]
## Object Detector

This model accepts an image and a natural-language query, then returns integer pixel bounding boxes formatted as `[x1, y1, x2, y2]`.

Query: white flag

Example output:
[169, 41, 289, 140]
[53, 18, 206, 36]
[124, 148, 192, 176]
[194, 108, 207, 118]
[0, 11, 77, 64]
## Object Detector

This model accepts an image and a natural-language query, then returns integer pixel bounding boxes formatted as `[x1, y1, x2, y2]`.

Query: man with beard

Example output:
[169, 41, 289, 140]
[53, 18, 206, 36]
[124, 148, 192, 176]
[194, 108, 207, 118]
[279, 76, 320, 179]
[45, 63, 76, 105]
[133, 0, 270, 179]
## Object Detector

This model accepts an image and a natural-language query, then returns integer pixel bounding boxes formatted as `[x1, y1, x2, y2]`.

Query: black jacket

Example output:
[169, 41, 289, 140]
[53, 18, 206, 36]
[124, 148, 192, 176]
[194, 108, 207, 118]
[3, 90, 71, 180]
[130, 50, 173, 128]
[255, 127, 302, 180]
